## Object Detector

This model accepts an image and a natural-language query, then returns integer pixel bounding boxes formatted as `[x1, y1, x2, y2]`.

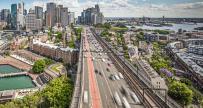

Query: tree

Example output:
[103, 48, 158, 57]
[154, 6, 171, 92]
[4, 51, 10, 56]
[104, 23, 111, 29]
[43, 76, 73, 108]
[32, 59, 46, 74]
[180, 78, 192, 86]
[154, 29, 169, 35]
[55, 31, 62, 41]
[168, 81, 193, 105]
[0, 76, 74, 108]
[44, 58, 54, 66]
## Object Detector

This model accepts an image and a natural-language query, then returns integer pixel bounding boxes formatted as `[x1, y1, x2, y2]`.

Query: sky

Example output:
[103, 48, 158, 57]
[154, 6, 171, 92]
[1, 0, 203, 18]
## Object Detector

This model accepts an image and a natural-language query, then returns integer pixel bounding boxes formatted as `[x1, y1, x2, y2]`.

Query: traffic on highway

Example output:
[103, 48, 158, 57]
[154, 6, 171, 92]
[80, 27, 143, 108]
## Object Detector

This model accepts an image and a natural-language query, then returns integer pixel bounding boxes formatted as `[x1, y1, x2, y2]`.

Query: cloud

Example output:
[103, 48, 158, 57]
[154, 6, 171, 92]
[174, 2, 203, 10]
[28, 0, 203, 18]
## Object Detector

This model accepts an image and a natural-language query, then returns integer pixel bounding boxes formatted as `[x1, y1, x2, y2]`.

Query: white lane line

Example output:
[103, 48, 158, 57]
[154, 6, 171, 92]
[97, 59, 118, 108]
[91, 35, 116, 108]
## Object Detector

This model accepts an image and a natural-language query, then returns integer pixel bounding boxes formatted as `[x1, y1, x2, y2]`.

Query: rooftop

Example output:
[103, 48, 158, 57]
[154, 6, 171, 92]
[33, 39, 78, 52]
[177, 52, 203, 76]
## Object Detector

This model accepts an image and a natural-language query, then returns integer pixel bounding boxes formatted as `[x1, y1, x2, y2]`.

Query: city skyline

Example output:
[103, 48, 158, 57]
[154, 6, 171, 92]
[0, 0, 203, 18]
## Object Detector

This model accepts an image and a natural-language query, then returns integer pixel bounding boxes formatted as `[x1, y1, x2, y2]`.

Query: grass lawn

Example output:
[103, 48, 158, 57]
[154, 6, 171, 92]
[111, 27, 128, 31]
[51, 64, 62, 73]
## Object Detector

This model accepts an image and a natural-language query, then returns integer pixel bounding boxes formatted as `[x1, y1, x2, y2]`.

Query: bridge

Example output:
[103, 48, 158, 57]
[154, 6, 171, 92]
[70, 27, 182, 108]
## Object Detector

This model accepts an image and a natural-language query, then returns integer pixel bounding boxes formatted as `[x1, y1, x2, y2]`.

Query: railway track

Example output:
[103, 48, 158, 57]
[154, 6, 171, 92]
[90, 28, 174, 108]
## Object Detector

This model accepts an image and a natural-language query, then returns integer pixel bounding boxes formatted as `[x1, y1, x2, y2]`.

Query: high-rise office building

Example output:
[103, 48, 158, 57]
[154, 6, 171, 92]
[78, 4, 104, 25]
[35, 6, 43, 20]
[1, 9, 11, 24]
[26, 9, 36, 31]
[46, 2, 56, 27]
[24, 9, 27, 15]
[68, 12, 75, 25]
[26, 9, 43, 32]
[56, 5, 63, 24]
[17, 1, 25, 30]
[61, 7, 68, 27]
[11, 4, 17, 29]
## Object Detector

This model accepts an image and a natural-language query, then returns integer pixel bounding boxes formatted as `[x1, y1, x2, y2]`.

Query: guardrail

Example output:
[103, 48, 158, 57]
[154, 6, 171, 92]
[70, 31, 84, 108]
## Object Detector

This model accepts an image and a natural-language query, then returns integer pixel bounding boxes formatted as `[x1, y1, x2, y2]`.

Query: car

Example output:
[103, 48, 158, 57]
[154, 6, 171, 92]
[114, 75, 120, 80]
[106, 68, 110, 72]
[95, 69, 98, 73]
[118, 73, 124, 79]
[110, 74, 116, 81]
[99, 72, 103, 76]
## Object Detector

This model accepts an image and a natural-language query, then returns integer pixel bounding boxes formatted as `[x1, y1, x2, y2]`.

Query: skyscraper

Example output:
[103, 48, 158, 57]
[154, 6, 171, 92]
[35, 6, 43, 20]
[46, 2, 56, 27]
[68, 12, 75, 25]
[11, 4, 17, 29]
[17, 1, 25, 30]
[56, 5, 63, 24]
[61, 7, 68, 27]
[26, 8, 42, 32]
[78, 4, 104, 25]
[26, 9, 36, 31]
[1, 9, 11, 25]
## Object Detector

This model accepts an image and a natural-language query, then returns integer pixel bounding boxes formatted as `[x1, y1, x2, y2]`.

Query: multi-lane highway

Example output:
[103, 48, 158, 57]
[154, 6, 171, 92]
[80, 27, 143, 108]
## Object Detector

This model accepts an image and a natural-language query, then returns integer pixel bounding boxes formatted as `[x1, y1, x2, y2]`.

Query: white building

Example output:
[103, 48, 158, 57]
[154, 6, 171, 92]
[17, 1, 25, 30]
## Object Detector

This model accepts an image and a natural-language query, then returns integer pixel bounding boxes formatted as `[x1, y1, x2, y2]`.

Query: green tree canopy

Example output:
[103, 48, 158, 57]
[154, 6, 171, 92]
[32, 59, 46, 74]
[168, 81, 193, 105]
[44, 58, 54, 66]
[0, 76, 74, 108]
[43, 76, 73, 107]
[55, 31, 62, 40]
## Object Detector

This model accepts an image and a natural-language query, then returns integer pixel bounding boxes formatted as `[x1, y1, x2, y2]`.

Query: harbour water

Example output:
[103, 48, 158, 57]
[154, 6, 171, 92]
[135, 23, 203, 32]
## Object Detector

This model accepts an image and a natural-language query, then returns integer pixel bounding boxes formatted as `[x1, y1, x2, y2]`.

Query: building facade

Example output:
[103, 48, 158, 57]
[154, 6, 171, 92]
[1, 9, 11, 25]
[35, 6, 43, 20]
[17, 1, 25, 30]
[46, 2, 56, 27]
[68, 12, 75, 25]
[78, 4, 104, 25]
[30, 39, 78, 65]
[11, 4, 17, 29]
[60, 7, 68, 27]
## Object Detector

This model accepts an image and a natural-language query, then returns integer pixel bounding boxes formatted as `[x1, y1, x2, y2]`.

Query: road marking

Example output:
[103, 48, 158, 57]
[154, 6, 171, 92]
[85, 28, 102, 108]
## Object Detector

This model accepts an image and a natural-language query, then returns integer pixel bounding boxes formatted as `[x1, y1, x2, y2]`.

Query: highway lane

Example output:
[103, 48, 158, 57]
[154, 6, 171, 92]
[88, 29, 144, 108]
[81, 30, 90, 108]
[87, 31, 116, 108]
[82, 28, 102, 108]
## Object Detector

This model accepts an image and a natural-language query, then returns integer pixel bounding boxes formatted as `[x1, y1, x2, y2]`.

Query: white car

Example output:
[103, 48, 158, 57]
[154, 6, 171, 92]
[114, 75, 120, 80]
[118, 73, 124, 79]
